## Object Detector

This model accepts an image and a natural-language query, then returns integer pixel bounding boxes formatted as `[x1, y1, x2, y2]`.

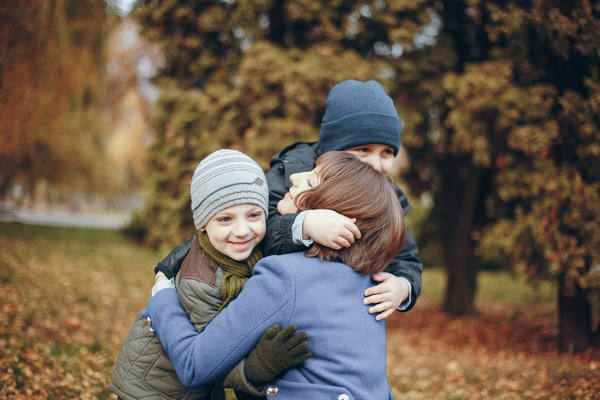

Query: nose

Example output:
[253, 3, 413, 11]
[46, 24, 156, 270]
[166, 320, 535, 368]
[364, 154, 383, 172]
[289, 173, 300, 187]
[232, 221, 250, 237]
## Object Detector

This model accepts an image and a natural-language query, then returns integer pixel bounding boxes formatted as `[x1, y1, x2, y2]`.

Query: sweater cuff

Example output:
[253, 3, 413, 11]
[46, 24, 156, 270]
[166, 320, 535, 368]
[151, 278, 175, 297]
[396, 278, 412, 311]
[292, 211, 314, 247]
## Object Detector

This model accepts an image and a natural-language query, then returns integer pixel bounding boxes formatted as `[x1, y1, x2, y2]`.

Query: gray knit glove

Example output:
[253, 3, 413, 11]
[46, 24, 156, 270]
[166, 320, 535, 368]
[244, 324, 311, 384]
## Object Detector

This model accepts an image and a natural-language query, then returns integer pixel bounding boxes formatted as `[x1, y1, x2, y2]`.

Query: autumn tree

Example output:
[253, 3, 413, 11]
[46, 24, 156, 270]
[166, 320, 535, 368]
[105, 18, 162, 196]
[129, 0, 598, 352]
[0, 0, 111, 201]
[399, 1, 599, 351]
[128, 0, 433, 248]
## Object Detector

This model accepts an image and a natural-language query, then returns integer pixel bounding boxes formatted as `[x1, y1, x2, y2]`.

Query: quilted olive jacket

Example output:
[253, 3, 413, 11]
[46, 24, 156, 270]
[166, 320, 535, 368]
[109, 240, 262, 400]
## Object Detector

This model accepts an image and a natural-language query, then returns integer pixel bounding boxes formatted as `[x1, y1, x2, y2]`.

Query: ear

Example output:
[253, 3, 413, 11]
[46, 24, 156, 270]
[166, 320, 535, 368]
[199, 226, 206, 232]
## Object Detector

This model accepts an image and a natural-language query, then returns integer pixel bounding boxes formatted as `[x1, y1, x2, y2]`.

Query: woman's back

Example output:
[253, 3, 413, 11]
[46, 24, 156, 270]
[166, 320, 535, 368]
[244, 252, 392, 399]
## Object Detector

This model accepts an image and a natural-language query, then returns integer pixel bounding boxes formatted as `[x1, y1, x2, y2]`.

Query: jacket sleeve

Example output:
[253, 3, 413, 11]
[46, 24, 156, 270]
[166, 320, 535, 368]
[154, 236, 194, 279]
[384, 183, 423, 311]
[263, 150, 309, 256]
[383, 226, 423, 311]
[178, 278, 262, 395]
[221, 360, 264, 396]
[146, 258, 295, 388]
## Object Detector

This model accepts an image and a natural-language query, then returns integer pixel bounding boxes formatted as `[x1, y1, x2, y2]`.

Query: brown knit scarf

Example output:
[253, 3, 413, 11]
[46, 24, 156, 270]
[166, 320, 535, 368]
[197, 231, 262, 312]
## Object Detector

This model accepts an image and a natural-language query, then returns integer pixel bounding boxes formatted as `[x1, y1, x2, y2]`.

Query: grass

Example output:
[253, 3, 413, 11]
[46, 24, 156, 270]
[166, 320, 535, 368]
[0, 222, 595, 399]
[419, 267, 556, 306]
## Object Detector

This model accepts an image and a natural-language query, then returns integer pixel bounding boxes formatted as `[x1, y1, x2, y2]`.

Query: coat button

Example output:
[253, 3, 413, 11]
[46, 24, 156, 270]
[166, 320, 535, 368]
[338, 394, 350, 400]
[146, 316, 154, 332]
[266, 385, 279, 397]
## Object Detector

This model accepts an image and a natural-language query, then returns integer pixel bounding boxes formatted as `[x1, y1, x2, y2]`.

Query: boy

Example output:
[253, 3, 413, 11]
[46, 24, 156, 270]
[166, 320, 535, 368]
[111, 150, 310, 400]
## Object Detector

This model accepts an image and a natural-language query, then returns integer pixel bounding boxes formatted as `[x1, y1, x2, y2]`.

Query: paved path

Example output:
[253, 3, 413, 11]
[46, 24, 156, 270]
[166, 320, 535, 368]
[0, 203, 130, 230]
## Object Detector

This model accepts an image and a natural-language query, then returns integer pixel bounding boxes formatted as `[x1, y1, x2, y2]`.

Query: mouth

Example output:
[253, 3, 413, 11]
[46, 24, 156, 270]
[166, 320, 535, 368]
[229, 239, 253, 248]
[284, 192, 293, 201]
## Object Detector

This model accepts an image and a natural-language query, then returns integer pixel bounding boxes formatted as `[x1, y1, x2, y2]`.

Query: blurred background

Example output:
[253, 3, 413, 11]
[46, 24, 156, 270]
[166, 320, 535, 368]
[0, 1, 599, 398]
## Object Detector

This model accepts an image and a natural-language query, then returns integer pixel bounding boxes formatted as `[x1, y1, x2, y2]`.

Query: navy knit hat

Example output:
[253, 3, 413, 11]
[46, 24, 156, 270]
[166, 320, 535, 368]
[319, 80, 402, 155]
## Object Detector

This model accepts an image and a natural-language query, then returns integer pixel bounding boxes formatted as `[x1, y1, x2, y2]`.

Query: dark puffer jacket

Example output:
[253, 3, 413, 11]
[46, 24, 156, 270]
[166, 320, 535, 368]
[263, 141, 423, 311]
[110, 239, 262, 400]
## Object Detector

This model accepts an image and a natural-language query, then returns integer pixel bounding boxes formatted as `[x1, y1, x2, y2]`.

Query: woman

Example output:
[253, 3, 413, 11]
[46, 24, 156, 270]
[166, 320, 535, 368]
[146, 151, 407, 399]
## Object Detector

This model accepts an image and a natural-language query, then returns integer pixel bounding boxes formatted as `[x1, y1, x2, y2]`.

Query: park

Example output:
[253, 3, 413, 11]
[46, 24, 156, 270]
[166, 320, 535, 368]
[0, 223, 597, 398]
[1, 1, 598, 399]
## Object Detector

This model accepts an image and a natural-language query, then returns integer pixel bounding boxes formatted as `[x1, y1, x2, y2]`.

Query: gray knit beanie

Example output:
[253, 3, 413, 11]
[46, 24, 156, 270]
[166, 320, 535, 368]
[191, 149, 269, 230]
[319, 80, 402, 155]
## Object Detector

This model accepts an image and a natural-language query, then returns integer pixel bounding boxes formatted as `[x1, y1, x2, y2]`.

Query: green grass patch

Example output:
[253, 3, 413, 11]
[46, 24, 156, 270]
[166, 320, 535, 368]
[421, 267, 555, 307]
[0, 222, 127, 243]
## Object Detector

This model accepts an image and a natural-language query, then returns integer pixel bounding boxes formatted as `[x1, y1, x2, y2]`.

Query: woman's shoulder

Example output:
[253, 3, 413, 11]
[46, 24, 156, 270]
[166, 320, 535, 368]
[254, 252, 314, 275]
[258, 253, 351, 275]
[260, 252, 310, 264]
[268, 251, 306, 258]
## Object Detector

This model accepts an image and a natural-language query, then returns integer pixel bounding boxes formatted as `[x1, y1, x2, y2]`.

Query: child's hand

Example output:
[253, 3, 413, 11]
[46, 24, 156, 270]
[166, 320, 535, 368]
[303, 210, 361, 249]
[363, 273, 409, 320]
[155, 271, 168, 283]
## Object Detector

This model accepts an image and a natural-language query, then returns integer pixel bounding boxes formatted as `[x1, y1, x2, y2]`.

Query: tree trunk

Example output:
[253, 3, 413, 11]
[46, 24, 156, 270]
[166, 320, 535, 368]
[0, 177, 10, 201]
[440, 157, 482, 316]
[558, 279, 591, 352]
[443, 237, 477, 315]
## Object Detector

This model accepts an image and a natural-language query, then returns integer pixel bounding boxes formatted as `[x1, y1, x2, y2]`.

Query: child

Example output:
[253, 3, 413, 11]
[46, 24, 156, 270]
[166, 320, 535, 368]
[155, 79, 423, 320]
[110, 150, 310, 400]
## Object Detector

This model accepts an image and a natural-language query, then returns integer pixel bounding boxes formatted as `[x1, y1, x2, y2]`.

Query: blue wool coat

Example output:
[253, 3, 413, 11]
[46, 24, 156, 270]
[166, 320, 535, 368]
[146, 252, 394, 400]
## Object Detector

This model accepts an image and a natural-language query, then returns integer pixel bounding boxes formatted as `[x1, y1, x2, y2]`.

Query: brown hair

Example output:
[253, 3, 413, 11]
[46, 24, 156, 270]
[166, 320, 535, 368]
[295, 151, 407, 274]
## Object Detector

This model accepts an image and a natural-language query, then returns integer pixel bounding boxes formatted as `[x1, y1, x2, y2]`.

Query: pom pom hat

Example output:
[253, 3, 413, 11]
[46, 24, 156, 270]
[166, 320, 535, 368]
[319, 80, 402, 155]
[191, 149, 269, 230]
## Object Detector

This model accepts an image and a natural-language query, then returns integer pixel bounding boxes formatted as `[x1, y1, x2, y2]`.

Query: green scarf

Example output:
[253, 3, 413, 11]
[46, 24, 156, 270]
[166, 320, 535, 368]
[197, 231, 262, 312]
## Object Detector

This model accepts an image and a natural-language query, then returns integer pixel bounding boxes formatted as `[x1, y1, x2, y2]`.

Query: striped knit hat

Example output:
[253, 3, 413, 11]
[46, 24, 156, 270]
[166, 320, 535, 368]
[191, 149, 269, 229]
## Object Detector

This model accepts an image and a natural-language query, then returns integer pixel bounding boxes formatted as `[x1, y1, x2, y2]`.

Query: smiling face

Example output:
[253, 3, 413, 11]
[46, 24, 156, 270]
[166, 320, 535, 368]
[202, 204, 266, 261]
[342, 143, 395, 176]
[277, 169, 320, 215]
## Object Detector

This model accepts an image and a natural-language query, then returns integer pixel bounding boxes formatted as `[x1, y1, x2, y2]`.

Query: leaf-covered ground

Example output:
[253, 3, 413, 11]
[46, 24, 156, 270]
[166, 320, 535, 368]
[386, 300, 599, 399]
[0, 223, 598, 399]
